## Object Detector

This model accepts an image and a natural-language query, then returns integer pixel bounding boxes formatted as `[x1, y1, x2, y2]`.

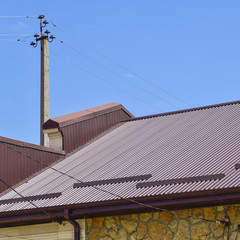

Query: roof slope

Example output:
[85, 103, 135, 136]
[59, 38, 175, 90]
[0, 137, 65, 194]
[1, 100, 240, 213]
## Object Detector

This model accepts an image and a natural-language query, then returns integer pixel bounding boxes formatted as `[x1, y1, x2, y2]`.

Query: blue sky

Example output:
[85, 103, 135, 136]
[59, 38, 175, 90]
[1, 1, 240, 144]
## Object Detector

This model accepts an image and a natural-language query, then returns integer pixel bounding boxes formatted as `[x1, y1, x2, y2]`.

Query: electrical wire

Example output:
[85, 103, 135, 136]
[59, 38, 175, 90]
[0, 141, 225, 225]
[51, 21, 193, 108]
[50, 50, 164, 112]
[0, 35, 34, 42]
[1, 37, 164, 111]
[0, 34, 33, 36]
[0, 16, 37, 18]
[17, 34, 35, 42]
[0, 39, 19, 42]
[0, 39, 28, 43]
[0, 177, 61, 225]
[56, 38, 180, 110]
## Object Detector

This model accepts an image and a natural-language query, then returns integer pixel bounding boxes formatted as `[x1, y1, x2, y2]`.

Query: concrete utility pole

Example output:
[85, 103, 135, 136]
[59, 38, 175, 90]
[31, 14, 55, 146]
[40, 35, 49, 146]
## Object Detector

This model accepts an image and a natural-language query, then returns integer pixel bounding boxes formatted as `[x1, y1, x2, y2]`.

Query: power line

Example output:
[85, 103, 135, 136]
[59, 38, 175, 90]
[56, 39, 180, 110]
[50, 50, 164, 112]
[0, 34, 33, 36]
[0, 141, 225, 225]
[2, 36, 165, 111]
[0, 39, 29, 43]
[0, 39, 19, 42]
[0, 176, 61, 225]
[51, 21, 193, 108]
[0, 35, 34, 43]
[17, 34, 35, 42]
[0, 36, 34, 43]
[0, 16, 37, 18]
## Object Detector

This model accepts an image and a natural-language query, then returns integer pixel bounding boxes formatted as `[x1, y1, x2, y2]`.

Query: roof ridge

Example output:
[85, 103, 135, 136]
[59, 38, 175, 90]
[43, 102, 133, 129]
[51, 102, 121, 122]
[128, 100, 240, 121]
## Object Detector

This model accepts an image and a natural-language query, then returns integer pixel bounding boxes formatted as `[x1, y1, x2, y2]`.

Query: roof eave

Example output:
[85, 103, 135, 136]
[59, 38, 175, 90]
[1, 187, 240, 227]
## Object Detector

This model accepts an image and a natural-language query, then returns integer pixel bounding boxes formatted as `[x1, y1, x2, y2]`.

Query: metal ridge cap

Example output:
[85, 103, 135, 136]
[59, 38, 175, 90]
[43, 103, 133, 129]
[56, 104, 131, 128]
[127, 99, 240, 122]
[58, 108, 131, 128]
[0, 136, 65, 155]
[52, 103, 122, 122]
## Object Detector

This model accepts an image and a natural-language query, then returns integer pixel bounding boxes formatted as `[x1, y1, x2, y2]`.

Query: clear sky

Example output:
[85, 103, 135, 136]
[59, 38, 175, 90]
[1, 1, 240, 145]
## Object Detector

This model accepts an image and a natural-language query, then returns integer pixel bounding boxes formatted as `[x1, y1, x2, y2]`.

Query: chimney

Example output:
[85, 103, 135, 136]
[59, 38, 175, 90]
[43, 128, 62, 151]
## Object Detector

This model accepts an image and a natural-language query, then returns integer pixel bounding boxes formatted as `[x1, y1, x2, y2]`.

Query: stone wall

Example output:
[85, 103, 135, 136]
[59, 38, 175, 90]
[87, 205, 240, 240]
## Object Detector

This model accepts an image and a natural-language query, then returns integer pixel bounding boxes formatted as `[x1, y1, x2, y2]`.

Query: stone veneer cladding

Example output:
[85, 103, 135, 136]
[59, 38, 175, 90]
[87, 205, 240, 240]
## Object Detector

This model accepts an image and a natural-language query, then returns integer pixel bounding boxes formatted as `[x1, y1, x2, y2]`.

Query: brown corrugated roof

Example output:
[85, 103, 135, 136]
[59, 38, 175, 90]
[0, 137, 65, 194]
[1, 100, 240, 217]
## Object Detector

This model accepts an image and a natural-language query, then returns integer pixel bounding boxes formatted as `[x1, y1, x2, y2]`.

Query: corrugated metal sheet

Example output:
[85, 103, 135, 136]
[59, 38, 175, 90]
[1, 101, 240, 212]
[0, 137, 65, 194]
[61, 109, 132, 153]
